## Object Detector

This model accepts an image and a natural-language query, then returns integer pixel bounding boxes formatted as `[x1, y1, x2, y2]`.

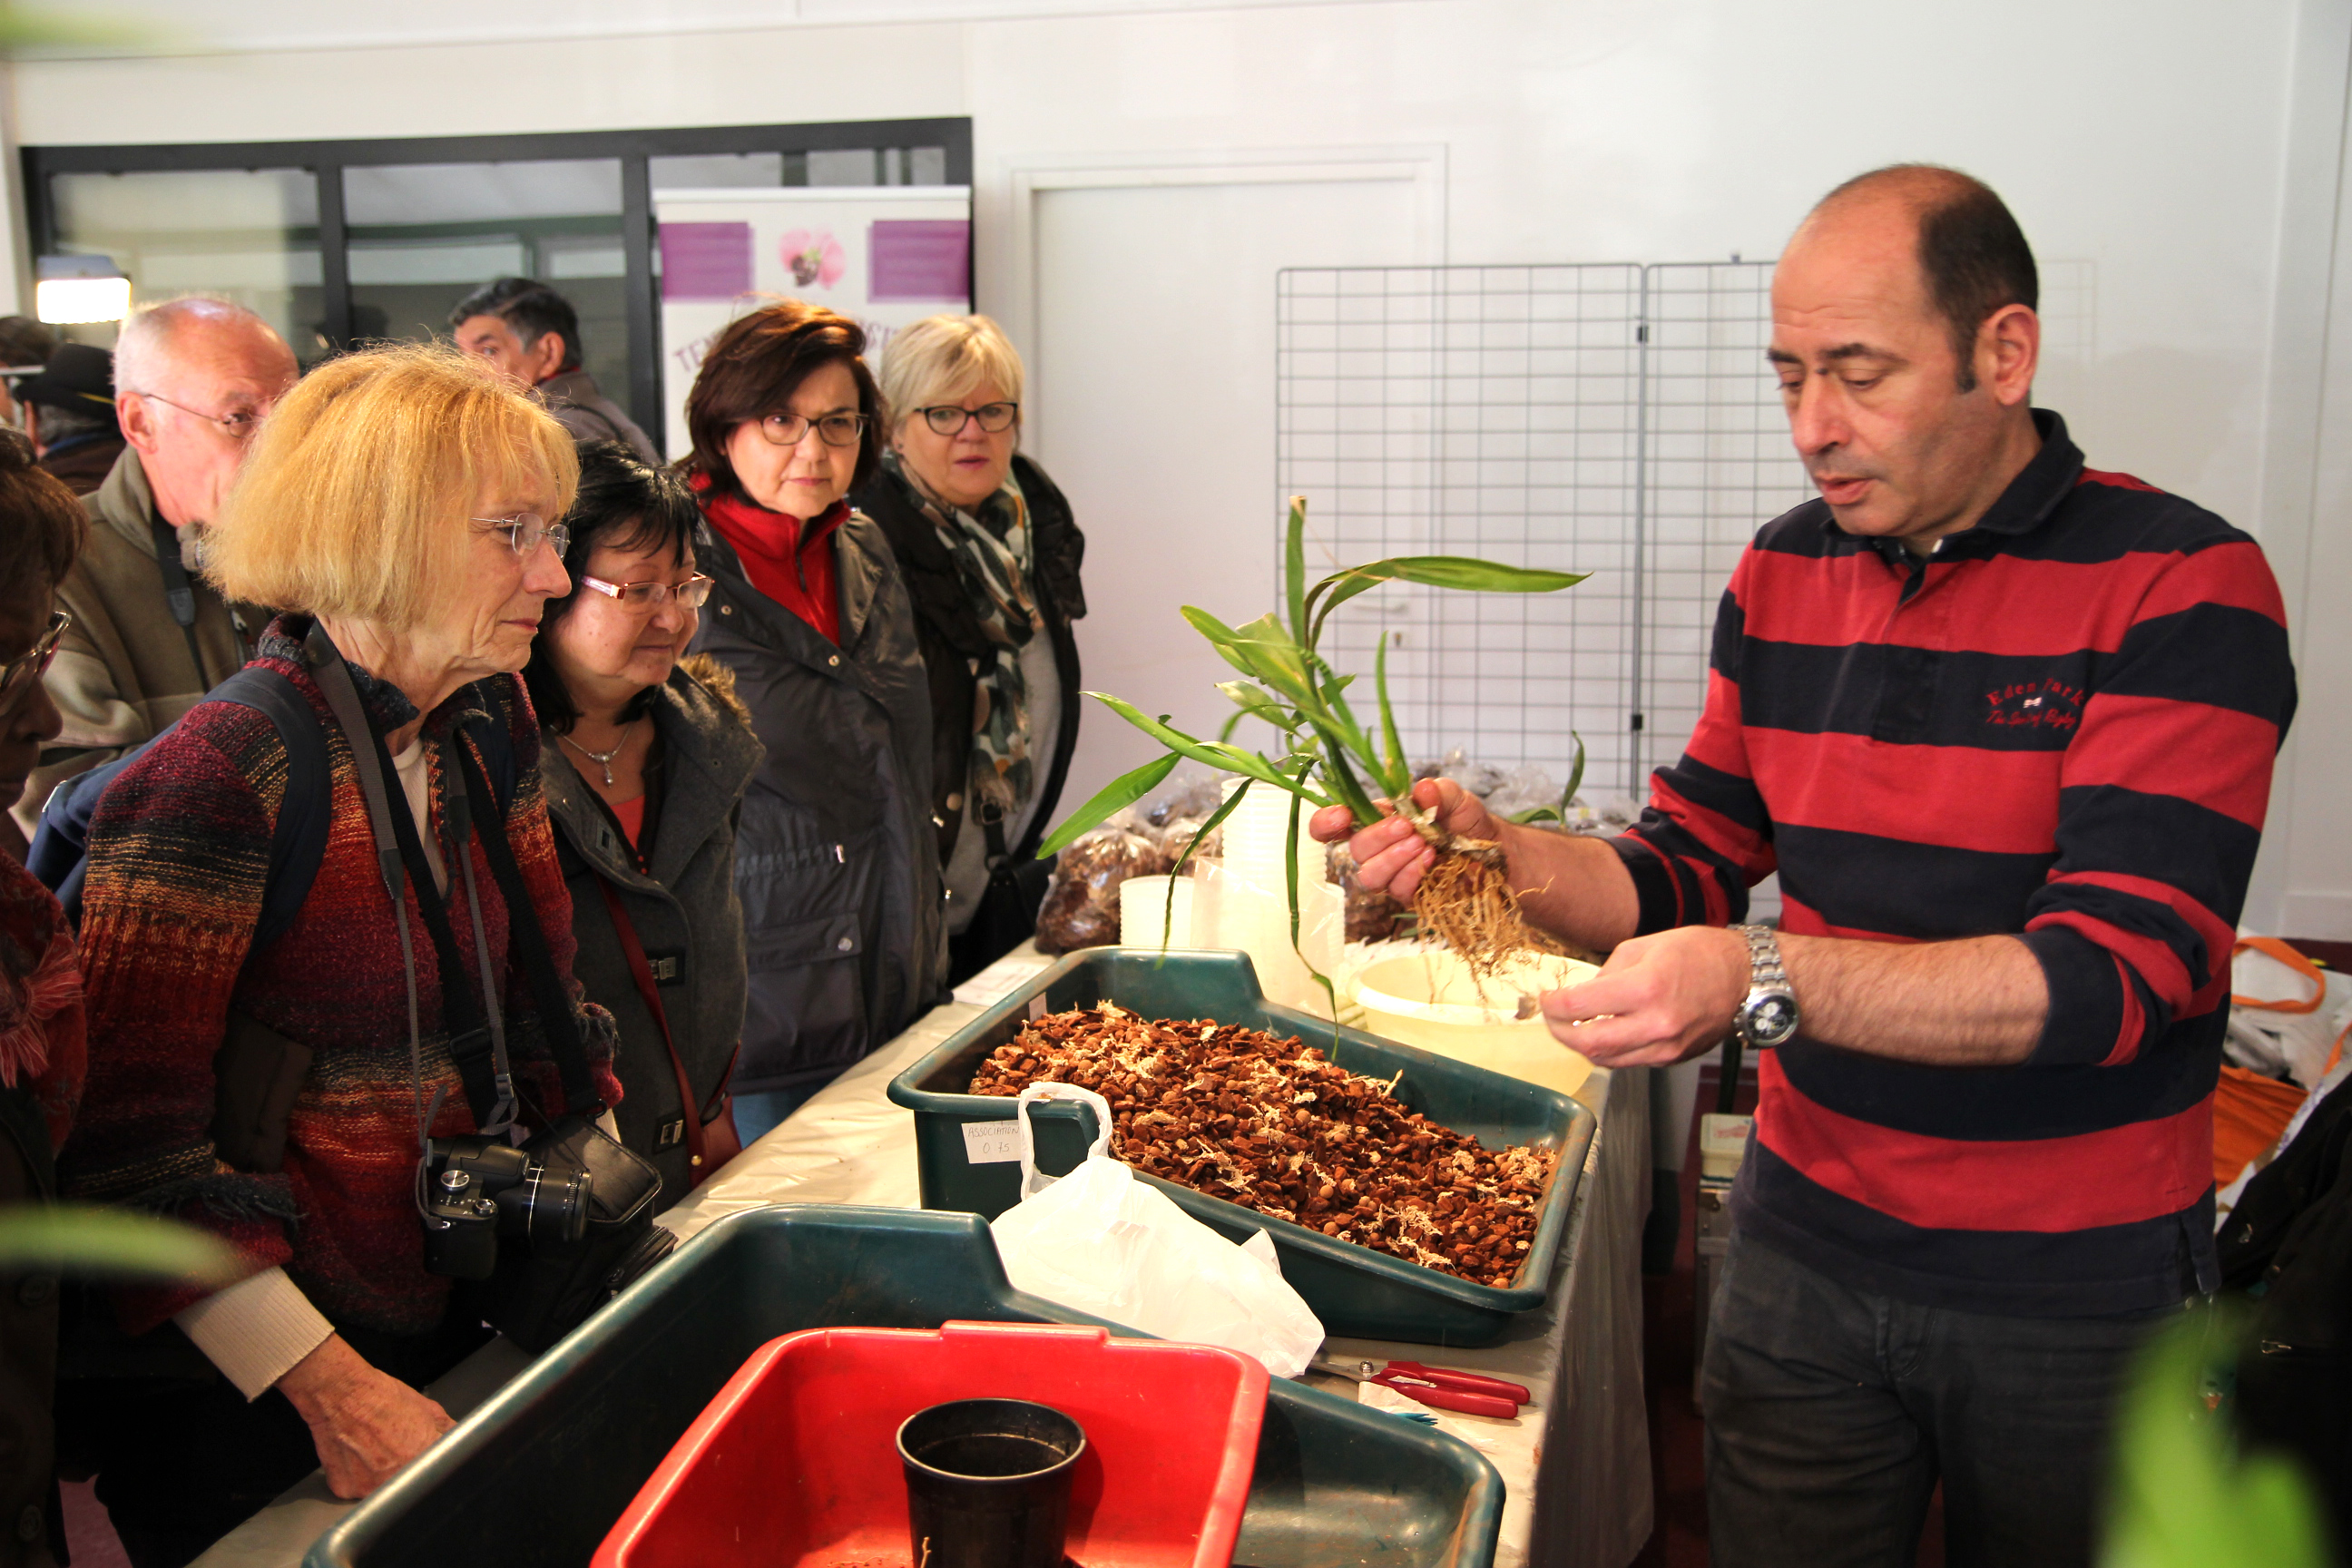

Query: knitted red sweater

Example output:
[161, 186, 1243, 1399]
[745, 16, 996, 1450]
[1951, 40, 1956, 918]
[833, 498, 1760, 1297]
[64, 618, 621, 1336]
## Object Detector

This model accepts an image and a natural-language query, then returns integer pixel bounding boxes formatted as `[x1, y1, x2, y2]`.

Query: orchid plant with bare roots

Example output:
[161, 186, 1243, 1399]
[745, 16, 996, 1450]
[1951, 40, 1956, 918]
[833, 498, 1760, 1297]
[1039, 497, 1585, 993]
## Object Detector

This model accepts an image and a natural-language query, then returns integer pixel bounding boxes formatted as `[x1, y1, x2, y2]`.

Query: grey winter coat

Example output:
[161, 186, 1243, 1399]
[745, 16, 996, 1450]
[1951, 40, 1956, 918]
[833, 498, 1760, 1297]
[541, 662, 761, 1203]
[689, 508, 949, 1093]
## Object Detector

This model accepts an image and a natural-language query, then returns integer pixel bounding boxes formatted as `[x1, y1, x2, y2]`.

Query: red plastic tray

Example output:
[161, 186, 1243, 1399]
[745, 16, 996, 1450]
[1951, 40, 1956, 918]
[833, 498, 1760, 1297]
[593, 1320, 1269, 1568]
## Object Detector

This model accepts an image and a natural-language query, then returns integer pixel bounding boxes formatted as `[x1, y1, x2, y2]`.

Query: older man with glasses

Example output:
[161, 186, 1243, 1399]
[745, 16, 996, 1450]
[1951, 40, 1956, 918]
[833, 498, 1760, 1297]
[13, 296, 297, 838]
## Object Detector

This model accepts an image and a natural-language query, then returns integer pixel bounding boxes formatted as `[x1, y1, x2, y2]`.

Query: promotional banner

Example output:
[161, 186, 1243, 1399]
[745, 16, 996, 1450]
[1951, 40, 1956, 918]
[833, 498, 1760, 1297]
[654, 184, 973, 456]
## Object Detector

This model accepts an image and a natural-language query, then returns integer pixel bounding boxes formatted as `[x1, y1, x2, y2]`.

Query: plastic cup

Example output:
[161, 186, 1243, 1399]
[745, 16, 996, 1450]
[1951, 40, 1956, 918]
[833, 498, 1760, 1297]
[897, 1397, 1086, 1568]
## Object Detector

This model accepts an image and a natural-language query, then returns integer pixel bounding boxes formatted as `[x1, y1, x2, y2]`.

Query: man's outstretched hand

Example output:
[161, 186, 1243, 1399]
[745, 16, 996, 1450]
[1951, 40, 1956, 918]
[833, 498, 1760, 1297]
[1308, 778, 1502, 904]
[1539, 925, 1749, 1068]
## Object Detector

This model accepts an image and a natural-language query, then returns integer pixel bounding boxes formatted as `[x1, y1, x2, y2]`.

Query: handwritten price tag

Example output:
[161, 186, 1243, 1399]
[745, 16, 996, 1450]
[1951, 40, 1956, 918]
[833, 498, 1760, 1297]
[961, 1121, 1024, 1165]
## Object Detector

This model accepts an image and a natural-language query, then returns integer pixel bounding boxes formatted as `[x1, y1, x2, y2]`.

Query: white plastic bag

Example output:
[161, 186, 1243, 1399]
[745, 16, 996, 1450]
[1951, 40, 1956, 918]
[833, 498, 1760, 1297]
[988, 1083, 1326, 1377]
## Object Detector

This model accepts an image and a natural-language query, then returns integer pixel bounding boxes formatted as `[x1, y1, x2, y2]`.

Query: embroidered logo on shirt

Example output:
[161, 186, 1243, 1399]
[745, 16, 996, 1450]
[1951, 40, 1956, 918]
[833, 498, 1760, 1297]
[1984, 677, 2084, 731]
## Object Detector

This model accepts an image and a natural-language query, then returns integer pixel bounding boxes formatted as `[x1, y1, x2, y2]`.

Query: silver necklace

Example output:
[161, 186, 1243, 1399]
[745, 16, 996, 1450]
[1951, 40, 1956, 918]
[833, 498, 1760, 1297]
[558, 718, 638, 788]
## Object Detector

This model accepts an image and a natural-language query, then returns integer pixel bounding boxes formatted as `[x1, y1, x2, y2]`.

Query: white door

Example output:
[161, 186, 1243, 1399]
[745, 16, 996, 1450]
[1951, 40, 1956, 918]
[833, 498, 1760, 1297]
[1027, 175, 1434, 814]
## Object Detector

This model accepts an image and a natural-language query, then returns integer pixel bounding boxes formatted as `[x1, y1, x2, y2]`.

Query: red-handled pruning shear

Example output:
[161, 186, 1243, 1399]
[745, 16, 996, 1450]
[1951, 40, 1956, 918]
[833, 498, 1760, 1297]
[1310, 1355, 1532, 1418]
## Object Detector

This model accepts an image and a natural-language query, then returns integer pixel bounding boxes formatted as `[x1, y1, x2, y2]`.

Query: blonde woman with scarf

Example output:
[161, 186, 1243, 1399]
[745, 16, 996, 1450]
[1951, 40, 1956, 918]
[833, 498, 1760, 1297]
[854, 315, 1087, 985]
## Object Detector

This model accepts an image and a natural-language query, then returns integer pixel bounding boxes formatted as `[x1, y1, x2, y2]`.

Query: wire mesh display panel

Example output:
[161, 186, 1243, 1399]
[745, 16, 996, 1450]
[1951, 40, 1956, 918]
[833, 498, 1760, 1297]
[1637, 262, 1814, 784]
[1274, 265, 1645, 794]
[1274, 259, 2093, 802]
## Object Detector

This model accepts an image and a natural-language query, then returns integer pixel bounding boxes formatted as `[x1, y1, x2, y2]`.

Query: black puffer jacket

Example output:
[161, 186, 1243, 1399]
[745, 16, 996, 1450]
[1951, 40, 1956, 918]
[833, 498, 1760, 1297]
[688, 508, 948, 1093]
[541, 660, 761, 1201]
[854, 453, 1087, 866]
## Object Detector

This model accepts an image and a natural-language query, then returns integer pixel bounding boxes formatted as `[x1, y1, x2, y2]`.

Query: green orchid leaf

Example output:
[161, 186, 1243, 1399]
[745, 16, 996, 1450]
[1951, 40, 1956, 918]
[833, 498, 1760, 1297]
[1563, 730, 1586, 816]
[1150, 779, 1255, 957]
[1374, 631, 1411, 799]
[1168, 776, 1252, 891]
[1034, 751, 1181, 858]
[0, 1205, 240, 1283]
[1311, 730, 1382, 825]
[1285, 496, 1310, 643]
[1085, 694, 1335, 806]
[1381, 557, 1587, 593]
[1180, 605, 1264, 678]
[1230, 616, 1329, 720]
[1215, 680, 1296, 731]
[1306, 555, 1587, 648]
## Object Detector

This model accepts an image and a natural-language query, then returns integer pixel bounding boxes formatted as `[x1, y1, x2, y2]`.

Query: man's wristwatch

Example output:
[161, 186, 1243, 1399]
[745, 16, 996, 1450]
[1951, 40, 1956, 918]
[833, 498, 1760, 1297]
[1730, 923, 1800, 1049]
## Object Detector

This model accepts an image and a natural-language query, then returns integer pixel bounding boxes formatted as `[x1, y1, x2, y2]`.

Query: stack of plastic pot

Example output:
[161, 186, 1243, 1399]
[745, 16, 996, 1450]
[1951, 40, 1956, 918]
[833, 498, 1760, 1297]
[1192, 777, 1341, 1015]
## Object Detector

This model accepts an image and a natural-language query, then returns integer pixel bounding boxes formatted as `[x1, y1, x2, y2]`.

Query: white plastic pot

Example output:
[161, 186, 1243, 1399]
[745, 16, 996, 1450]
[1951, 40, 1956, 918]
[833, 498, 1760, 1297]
[1350, 949, 1602, 1097]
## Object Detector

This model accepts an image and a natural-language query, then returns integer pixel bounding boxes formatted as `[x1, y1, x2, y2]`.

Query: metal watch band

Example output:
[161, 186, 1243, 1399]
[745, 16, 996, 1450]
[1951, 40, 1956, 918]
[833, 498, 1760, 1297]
[1730, 923, 1786, 989]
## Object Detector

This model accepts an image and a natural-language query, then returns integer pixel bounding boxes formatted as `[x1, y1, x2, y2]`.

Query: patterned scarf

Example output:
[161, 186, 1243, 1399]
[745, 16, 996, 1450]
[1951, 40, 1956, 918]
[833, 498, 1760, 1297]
[884, 450, 1042, 825]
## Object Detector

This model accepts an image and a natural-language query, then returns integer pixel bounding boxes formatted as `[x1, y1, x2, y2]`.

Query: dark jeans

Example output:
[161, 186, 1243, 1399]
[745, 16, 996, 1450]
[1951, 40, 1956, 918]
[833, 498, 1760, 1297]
[56, 1313, 490, 1568]
[1700, 1229, 2180, 1568]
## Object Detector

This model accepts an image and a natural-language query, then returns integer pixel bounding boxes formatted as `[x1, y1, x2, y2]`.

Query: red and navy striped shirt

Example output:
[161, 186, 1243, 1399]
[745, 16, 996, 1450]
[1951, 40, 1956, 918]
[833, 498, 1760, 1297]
[1613, 410, 2296, 1316]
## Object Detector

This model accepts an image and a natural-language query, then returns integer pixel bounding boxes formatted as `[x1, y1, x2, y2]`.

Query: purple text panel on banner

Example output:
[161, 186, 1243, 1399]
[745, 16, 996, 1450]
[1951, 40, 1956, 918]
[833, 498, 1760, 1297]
[660, 222, 754, 302]
[868, 220, 972, 303]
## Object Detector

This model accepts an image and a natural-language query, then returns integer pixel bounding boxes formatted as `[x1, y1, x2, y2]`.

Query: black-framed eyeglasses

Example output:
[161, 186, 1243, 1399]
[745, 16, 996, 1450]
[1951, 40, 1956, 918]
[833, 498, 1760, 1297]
[0, 610, 70, 705]
[578, 573, 715, 612]
[132, 388, 270, 442]
[914, 401, 1018, 436]
[756, 411, 867, 448]
[471, 513, 571, 558]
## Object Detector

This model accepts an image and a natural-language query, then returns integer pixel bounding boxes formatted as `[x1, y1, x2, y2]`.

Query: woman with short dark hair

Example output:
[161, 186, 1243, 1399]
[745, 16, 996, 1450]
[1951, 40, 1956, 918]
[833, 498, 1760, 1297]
[681, 300, 945, 1135]
[524, 442, 759, 1200]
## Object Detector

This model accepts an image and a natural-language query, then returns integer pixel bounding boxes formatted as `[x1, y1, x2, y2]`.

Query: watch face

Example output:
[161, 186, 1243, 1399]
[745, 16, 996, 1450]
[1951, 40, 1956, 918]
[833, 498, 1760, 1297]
[1743, 991, 1800, 1048]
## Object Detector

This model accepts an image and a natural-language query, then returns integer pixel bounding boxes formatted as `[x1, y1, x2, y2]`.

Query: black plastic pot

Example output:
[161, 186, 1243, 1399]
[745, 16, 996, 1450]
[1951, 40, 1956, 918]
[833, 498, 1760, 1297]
[897, 1397, 1086, 1568]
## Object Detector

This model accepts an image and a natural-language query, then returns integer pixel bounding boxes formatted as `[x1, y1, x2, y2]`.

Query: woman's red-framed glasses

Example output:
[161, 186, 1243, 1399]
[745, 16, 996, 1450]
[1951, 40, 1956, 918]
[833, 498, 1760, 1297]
[578, 573, 716, 612]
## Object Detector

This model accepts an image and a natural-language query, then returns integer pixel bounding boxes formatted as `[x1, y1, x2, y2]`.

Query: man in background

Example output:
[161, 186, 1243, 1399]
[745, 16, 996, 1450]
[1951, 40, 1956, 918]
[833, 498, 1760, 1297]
[14, 344, 125, 496]
[15, 297, 297, 838]
[449, 277, 657, 462]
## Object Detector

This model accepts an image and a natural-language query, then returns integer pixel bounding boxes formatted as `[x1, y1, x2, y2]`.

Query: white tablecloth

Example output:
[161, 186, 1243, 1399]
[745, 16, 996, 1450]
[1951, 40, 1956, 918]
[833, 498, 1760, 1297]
[199, 954, 1653, 1568]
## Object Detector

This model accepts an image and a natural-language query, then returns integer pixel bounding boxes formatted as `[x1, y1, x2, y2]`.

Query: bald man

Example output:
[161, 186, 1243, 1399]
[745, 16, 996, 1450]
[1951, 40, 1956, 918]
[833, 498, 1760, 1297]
[15, 297, 298, 837]
[1321, 166, 2297, 1563]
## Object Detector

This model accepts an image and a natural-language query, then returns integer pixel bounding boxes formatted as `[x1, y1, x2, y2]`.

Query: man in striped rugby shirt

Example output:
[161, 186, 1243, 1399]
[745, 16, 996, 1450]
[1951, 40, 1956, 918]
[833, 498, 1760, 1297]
[1319, 165, 2296, 1565]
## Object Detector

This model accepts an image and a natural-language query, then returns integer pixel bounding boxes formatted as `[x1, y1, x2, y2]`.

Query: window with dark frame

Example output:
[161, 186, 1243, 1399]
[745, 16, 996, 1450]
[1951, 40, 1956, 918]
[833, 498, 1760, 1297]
[22, 118, 973, 457]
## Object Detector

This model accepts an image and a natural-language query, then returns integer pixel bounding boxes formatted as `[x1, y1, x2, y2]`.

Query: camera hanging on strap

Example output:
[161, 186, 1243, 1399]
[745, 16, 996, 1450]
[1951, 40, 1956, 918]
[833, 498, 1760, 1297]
[306, 622, 673, 1353]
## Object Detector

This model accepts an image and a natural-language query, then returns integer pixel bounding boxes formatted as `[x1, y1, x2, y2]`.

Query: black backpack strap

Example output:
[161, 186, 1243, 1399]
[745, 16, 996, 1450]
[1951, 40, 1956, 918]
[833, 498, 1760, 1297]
[149, 514, 210, 687]
[33, 666, 329, 949]
[206, 667, 330, 955]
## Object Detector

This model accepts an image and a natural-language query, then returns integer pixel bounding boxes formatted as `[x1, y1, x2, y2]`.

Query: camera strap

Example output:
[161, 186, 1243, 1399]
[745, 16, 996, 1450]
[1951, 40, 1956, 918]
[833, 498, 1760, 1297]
[304, 623, 513, 1139]
[450, 738, 601, 1121]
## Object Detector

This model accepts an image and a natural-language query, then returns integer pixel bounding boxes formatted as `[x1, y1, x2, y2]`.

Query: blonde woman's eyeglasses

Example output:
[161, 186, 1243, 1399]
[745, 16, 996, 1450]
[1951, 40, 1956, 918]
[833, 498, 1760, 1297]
[472, 514, 571, 557]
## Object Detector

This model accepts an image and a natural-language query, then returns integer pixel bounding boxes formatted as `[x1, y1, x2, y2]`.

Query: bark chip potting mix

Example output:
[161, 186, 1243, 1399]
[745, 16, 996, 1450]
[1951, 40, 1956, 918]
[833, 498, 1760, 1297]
[968, 1004, 1557, 1287]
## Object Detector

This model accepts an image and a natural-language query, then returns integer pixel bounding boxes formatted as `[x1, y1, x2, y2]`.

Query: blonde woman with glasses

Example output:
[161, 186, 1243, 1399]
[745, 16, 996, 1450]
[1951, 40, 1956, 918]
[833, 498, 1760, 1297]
[61, 344, 622, 1559]
[855, 314, 1086, 985]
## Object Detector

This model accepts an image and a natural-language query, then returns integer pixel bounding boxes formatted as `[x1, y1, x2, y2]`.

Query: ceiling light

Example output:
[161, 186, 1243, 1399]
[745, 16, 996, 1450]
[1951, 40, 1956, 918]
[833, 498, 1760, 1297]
[35, 255, 131, 324]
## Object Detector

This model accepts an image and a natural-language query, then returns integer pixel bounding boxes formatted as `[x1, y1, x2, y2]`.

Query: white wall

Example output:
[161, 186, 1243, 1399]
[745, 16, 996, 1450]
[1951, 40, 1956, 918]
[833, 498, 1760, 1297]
[13, 0, 2346, 930]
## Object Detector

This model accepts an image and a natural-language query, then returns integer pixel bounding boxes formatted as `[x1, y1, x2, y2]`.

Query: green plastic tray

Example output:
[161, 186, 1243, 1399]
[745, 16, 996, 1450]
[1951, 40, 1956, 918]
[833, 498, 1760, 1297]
[885, 947, 1597, 1348]
[304, 1206, 1503, 1568]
